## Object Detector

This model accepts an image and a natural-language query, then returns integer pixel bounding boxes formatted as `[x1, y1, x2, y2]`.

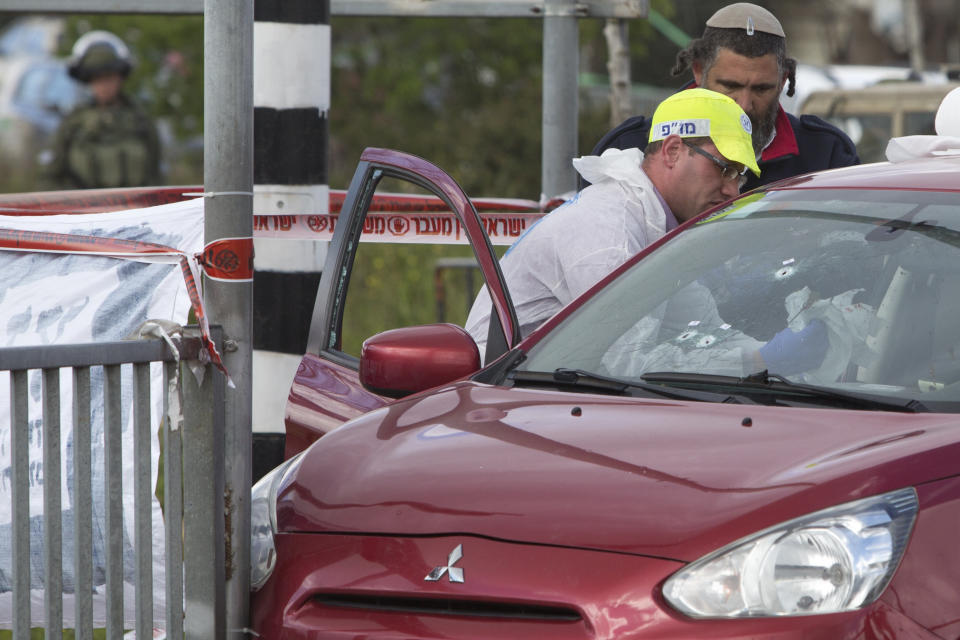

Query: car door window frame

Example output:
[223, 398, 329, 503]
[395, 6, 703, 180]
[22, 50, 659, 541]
[306, 147, 520, 366]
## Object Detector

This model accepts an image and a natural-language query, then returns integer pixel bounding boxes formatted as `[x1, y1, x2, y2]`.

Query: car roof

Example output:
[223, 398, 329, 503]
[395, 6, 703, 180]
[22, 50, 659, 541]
[761, 154, 960, 192]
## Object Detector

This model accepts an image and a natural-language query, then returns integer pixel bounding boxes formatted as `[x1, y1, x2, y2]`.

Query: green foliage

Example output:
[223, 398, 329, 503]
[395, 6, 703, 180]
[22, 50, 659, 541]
[329, 3, 689, 200]
[4, 4, 707, 195]
[330, 17, 548, 198]
[340, 242, 477, 355]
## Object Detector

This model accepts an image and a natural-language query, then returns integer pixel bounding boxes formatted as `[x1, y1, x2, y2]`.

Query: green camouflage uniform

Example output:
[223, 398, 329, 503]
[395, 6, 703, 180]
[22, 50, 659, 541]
[46, 93, 160, 189]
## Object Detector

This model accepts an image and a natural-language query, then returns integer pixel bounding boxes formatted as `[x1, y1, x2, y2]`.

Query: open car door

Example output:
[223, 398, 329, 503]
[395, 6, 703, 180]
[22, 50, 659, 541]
[284, 148, 521, 457]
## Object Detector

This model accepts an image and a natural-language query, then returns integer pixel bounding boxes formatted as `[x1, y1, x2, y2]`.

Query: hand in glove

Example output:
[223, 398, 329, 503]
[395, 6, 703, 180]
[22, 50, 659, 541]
[758, 319, 829, 375]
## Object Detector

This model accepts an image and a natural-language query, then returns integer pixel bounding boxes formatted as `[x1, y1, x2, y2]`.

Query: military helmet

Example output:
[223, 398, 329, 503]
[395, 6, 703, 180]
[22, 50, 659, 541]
[68, 30, 133, 82]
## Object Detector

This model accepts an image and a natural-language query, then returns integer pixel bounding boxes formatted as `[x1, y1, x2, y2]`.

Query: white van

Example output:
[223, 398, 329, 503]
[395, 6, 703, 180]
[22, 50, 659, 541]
[800, 81, 960, 163]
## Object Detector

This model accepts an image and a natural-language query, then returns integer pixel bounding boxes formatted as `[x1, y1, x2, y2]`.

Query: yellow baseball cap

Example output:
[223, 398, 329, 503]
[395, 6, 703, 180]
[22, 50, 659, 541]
[648, 88, 761, 177]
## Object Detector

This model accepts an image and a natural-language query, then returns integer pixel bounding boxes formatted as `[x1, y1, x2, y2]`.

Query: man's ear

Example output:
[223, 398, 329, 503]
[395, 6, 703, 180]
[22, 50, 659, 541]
[661, 134, 685, 168]
[692, 60, 704, 86]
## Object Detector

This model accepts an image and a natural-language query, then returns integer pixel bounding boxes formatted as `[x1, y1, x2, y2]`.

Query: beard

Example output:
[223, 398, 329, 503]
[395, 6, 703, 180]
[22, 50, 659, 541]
[750, 99, 779, 156]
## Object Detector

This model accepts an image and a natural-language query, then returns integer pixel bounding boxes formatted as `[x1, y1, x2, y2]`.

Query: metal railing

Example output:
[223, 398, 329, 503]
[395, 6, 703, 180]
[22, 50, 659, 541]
[0, 328, 226, 639]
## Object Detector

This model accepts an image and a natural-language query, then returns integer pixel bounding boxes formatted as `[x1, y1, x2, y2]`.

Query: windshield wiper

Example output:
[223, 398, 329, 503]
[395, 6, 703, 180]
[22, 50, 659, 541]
[508, 368, 752, 404]
[640, 370, 929, 413]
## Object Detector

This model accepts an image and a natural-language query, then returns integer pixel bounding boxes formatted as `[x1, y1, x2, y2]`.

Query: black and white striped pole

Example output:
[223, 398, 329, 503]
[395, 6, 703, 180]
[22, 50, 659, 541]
[251, 0, 331, 477]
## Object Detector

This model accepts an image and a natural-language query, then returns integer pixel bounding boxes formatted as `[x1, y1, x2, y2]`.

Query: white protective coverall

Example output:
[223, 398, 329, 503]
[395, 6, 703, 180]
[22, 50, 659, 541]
[465, 148, 672, 358]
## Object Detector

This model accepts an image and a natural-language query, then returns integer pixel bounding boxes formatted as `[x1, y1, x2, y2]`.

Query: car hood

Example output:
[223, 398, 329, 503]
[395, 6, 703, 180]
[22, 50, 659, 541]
[277, 381, 960, 560]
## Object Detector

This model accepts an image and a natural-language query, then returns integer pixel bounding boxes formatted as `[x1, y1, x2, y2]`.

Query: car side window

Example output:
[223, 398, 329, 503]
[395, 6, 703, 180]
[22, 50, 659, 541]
[336, 177, 492, 359]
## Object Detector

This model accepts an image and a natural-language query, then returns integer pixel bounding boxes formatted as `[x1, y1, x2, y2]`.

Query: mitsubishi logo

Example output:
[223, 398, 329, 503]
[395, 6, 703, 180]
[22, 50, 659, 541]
[424, 544, 464, 583]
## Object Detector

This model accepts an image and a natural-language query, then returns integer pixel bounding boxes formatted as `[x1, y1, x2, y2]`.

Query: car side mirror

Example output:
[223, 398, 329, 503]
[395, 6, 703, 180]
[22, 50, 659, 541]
[360, 323, 481, 398]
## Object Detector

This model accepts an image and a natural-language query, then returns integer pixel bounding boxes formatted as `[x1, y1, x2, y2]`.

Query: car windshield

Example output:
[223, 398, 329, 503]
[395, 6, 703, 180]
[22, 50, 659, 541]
[516, 188, 960, 411]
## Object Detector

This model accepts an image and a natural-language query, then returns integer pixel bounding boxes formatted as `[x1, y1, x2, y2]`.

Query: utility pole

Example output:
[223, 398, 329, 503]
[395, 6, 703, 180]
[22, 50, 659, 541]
[903, 0, 925, 75]
[541, 0, 581, 199]
[203, 0, 254, 638]
[604, 19, 632, 131]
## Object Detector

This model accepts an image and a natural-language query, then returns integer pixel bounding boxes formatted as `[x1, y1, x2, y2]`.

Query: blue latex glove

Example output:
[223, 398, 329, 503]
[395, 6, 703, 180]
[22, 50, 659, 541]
[758, 319, 829, 375]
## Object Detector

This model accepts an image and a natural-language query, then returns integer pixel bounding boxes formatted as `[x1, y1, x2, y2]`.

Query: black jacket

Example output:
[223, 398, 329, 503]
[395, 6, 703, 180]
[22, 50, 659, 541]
[587, 105, 859, 192]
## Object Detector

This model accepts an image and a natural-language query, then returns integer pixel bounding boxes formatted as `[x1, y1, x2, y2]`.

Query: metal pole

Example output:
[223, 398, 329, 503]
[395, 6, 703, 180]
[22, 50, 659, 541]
[903, 0, 925, 76]
[204, 0, 254, 636]
[604, 18, 631, 127]
[181, 340, 226, 640]
[542, 0, 580, 200]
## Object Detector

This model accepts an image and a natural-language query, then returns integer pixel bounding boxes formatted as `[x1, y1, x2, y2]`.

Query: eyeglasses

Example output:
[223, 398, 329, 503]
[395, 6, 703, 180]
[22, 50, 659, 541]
[682, 140, 749, 188]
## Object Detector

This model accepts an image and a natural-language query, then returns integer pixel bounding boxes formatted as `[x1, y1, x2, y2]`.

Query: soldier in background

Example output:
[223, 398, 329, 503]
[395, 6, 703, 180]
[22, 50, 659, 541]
[45, 30, 160, 189]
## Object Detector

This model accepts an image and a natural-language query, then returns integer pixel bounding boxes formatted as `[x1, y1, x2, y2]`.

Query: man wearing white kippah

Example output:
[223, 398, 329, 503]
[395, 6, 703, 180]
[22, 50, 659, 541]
[587, 2, 859, 192]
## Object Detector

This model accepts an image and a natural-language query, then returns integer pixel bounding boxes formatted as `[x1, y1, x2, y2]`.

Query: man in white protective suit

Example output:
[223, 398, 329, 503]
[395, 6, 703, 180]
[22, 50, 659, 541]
[466, 88, 760, 362]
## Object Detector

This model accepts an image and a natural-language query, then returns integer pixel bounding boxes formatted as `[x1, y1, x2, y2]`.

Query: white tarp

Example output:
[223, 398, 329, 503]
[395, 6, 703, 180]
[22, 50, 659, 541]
[0, 198, 204, 627]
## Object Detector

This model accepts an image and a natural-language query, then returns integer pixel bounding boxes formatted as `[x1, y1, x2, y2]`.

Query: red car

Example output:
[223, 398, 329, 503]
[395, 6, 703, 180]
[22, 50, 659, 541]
[249, 147, 960, 639]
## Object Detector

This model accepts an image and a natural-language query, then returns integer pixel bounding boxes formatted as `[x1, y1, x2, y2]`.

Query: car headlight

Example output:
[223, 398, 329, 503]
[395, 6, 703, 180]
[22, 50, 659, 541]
[250, 451, 305, 591]
[662, 487, 918, 618]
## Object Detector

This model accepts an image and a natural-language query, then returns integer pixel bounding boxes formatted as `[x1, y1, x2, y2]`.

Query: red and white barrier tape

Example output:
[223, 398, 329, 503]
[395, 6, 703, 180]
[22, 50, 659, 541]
[0, 189, 563, 215]
[202, 236, 255, 281]
[253, 211, 545, 245]
[0, 228, 248, 385]
[0, 190, 563, 245]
